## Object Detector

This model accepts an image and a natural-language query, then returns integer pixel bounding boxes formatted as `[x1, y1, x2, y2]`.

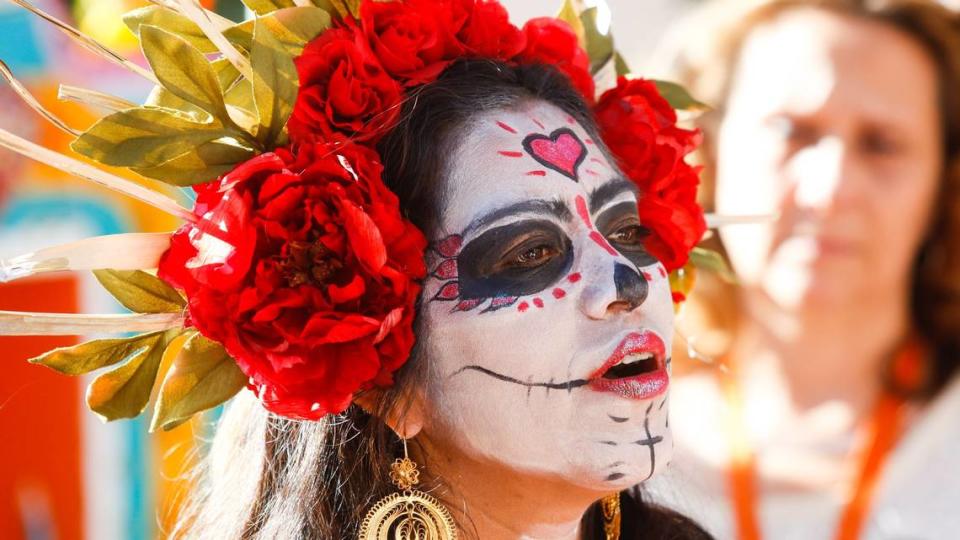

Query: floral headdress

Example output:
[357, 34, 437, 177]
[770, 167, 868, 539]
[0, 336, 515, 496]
[0, 0, 713, 428]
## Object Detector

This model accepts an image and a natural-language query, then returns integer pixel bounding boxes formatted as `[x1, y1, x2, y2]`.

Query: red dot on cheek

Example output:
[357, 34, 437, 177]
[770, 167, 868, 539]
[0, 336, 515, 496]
[533, 298, 545, 308]
[642, 271, 653, 281]
[517, 301, 530, 313]
[552, 288, 566, 299]
[568, 273, 582, 283]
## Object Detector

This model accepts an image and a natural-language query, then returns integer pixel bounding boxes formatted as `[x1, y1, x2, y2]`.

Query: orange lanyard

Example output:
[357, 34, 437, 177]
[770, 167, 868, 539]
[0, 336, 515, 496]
[723, 339, 926, 540]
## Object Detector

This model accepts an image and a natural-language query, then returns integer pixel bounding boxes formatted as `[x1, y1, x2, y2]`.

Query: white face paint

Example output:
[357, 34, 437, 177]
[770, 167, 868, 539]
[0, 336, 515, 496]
[418, 101, 674, 491]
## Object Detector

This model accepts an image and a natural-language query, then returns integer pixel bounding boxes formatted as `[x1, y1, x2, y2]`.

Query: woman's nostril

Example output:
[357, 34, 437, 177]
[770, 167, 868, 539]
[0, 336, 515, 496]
[613, 263, 648, 310]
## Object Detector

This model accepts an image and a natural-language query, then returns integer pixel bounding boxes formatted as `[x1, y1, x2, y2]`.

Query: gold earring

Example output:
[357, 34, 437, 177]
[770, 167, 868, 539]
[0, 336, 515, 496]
[359, 438, 457, 540]
[601, 493, 621, 540]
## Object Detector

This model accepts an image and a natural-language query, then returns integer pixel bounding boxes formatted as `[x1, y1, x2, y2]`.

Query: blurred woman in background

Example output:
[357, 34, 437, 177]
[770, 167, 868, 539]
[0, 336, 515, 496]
[646, 1, 960, 538]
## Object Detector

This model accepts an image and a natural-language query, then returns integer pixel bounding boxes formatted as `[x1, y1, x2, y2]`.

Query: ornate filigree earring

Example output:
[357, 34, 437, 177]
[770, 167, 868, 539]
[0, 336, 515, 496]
[601, 493, 622, 540]
[359, 438, 457, 540]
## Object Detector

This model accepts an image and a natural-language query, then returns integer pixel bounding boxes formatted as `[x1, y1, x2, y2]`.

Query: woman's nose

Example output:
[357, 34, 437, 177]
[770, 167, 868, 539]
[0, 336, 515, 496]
[789, 136, 863, 213]
[580, 262, 649, 319]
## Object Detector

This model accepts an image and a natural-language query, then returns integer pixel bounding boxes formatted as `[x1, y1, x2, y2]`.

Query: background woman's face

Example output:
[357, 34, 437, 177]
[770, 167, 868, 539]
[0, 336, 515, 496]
[715, 9, 942, 309]
[417, 101, 674, 491]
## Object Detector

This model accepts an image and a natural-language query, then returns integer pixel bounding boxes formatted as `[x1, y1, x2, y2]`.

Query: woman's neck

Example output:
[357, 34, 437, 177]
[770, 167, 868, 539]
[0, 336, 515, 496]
[734, 284, 911, 419]
[417, 438, 602, 540]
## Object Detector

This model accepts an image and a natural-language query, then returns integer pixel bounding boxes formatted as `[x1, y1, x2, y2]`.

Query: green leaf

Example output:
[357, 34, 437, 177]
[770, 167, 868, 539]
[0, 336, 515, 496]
[242, 0, 295, 15]
[653, 80, 711, 113]
[93, 269, 185, 314]
[71, 107, 233, 168]
[323, 0, 361, 19]
[250, 17, 298, 147]
[29, 331, 167, 376]
[556, 0, 586, 48]
[151, 334, 247, 432]
[123, 5, 217, 54]
[86, 329, 180, 421]
[140, 25, 232, 125]
[614, 51, 631, 77]
[223, 7, 333, 58]
[689, 247, 736, 283]
[580, 7, 614, 75]
[132, 140, 255, 186]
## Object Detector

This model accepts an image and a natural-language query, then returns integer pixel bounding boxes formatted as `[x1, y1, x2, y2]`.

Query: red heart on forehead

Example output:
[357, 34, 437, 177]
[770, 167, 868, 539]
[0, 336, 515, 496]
[522, 128, 587, 182]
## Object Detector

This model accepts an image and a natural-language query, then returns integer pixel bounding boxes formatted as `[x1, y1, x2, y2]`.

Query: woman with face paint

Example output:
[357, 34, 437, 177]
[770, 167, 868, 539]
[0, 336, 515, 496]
[166, 58, 716, 540]
[0, 0, 715, 537]
[645, 1, 960, 538]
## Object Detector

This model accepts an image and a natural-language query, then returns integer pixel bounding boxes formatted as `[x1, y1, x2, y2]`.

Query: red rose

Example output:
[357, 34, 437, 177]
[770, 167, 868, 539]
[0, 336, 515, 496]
[457, 0, 526, 60]
[595, 77, 706, 271]
[158, 141, 428, 419]
[287, 23, 403, 144]
[360, 0, 469, 86]
[518, 17, 595, 102]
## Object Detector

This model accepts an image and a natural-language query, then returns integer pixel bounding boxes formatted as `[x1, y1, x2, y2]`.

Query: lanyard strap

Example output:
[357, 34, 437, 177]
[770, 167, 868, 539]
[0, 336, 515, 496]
[723, 338, 926, 540]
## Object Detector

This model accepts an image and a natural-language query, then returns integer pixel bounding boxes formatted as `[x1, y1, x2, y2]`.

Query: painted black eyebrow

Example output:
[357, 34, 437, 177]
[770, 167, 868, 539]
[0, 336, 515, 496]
[589, 178, 637, 215]
[464, 199, 572, 237]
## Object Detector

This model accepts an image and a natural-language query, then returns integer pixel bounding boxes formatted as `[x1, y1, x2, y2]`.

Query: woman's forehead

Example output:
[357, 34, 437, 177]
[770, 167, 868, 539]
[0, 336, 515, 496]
[438, 102, 622, 236]
[734, 8, 939, 126]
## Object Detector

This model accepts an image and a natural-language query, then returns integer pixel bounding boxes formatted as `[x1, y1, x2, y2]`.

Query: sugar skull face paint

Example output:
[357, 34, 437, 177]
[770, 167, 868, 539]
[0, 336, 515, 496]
[417, 101, 674, 492]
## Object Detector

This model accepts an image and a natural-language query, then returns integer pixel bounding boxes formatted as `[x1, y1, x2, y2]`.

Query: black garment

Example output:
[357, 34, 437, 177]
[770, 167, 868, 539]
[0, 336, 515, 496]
[580, 488, 713, 540]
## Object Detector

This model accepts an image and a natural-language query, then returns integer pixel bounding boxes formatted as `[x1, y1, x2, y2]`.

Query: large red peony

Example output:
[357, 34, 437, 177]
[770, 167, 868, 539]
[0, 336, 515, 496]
[594, 77, 706, 271]
[158, 141, 427, 419]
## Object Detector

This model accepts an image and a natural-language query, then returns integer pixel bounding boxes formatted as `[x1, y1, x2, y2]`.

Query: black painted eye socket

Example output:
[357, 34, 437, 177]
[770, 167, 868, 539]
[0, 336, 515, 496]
[457, 220, 574, 300]
[596, 201, 660, 268]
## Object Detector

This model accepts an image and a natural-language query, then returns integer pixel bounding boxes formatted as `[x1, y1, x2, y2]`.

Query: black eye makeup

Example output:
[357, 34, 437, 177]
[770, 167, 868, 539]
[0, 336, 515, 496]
[457, 220, 574, 300]
[595, 201, 659, 268]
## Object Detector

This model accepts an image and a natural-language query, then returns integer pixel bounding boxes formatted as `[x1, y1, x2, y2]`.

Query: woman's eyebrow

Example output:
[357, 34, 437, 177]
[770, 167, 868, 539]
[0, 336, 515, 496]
[589, 178, 637, 214]
[464, 199, 572, 237]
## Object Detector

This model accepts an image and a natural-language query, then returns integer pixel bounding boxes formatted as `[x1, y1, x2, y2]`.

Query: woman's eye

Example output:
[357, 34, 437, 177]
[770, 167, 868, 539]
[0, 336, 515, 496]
[511, 244, 556, 268]
[608, 224, 649, 246]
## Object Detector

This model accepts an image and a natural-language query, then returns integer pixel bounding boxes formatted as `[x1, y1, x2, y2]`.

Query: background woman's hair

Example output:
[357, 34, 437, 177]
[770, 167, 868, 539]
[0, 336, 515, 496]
[172, 59, 711, 540]
[670, 0, 960, 398]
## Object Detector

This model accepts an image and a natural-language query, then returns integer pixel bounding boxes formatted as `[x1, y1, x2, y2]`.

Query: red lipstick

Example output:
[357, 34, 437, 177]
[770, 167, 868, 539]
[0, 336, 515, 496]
[588, 331, 668, 400]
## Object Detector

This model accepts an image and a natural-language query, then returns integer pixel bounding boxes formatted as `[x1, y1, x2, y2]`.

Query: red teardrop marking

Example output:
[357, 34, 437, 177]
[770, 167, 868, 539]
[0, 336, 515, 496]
[490, 296, 518, 309]
[533, 297, 545, 308]
[498, 151, 523, 157]
[552, 288, 566, 299]
[518, 301, 530, 313]
[531, 117, 545, 129]
[497, 121, 518, 134]
[455, 298, 482, 312]
[433, 259, 458, 280]
[590, 231, 619, 256]
[434, 282, 460, 301]
[526, 170, 547, 177]
[659, 266, 667, 278]
[575, 195, 592, 228]
[642, 271, 653, 281]
[435, 235, 463, 258]
[568, 273, 582, 283]
[585, 138, 595, 146]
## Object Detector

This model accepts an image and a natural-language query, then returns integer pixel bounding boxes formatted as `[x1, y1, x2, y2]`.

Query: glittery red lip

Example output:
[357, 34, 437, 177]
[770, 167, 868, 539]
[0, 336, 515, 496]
[588, 331, 668, 400]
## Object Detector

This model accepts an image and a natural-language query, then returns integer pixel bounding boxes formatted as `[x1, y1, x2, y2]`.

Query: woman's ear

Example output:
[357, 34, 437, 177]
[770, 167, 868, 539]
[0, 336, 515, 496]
[353, 388, 426, 440]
